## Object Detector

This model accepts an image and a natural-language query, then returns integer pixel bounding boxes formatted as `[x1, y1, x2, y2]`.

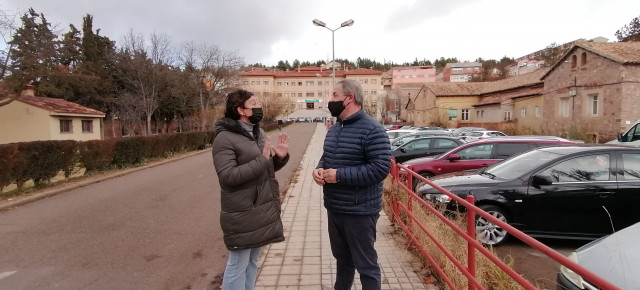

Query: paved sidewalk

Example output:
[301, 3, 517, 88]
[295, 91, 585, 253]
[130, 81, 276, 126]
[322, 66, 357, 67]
[255, 124, 431, 290]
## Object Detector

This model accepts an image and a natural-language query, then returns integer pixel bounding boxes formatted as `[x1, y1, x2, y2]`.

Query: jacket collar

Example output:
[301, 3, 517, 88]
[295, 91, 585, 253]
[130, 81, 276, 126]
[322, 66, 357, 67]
[338, 109, 366, 125]
[214, 117, 260, 140]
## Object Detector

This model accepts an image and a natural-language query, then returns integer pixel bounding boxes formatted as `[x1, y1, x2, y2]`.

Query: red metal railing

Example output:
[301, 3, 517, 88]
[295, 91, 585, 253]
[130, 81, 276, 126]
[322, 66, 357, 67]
[386, 158, 620, 290]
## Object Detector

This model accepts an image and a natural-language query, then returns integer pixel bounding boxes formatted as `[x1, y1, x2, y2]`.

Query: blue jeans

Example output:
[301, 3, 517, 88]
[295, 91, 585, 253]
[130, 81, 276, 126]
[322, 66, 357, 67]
[328, 211, 381, 290]
[222, 247, 261, 290]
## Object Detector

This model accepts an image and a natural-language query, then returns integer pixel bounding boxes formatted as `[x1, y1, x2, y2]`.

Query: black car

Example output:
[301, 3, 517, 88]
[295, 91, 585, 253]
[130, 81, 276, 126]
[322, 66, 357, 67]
[418, 145, 640, 245]
[391, 137, 464, 164]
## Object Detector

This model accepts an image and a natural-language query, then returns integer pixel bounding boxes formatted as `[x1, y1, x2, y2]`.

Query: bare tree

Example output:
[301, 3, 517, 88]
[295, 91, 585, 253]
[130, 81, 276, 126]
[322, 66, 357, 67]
[117, 30, 173, 135]
[259, 92, 287, 123]
[178, 41, 244, 130]
[0, 6, 18, 81]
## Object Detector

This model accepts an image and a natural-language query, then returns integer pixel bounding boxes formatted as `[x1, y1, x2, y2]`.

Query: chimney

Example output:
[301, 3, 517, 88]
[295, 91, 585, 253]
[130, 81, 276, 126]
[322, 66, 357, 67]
[20, 83, 35, 97]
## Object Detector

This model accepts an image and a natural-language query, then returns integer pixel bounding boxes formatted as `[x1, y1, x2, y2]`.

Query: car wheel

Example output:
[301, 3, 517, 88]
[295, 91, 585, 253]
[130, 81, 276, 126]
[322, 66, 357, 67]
[412, 172, 434, 192]
[475, 205, 509, 246]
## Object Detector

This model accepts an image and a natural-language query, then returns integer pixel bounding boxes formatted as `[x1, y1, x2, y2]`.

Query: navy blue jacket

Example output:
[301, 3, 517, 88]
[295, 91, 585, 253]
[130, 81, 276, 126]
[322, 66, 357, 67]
[317, 109, 391, 215]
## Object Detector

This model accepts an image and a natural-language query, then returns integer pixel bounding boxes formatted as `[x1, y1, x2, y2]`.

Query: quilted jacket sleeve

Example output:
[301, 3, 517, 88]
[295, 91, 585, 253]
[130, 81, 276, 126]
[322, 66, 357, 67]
[213, 136, 271, 187]
[336, 125, 391, 186]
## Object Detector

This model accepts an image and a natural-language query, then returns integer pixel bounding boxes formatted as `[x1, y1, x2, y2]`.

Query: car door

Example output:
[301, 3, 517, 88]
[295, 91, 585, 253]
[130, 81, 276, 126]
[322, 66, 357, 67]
[441, 143, 496, 174]
[393, 138, 433, 163]
[524, 153, 615, 236]
[493, 143, 538, 160]
[604, 151, 640, 231]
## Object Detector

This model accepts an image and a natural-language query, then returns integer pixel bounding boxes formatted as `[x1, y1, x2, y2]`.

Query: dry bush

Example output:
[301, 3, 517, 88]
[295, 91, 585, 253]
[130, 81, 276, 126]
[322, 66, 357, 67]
[383, 178, 524, 290]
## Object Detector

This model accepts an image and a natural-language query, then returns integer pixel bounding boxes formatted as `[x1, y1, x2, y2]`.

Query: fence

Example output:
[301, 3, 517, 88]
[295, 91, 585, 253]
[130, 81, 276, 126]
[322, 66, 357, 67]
[386, 158, 620, 289]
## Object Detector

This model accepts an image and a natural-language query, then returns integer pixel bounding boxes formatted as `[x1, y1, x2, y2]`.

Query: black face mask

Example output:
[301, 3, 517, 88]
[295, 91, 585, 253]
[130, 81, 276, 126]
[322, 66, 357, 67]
[328, 97, 347, 117]
[247, 107, 263, 124]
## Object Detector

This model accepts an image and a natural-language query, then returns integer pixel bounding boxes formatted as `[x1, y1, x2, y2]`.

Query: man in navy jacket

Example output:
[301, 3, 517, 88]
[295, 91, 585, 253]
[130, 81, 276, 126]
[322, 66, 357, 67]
[313, 79, 391, 290]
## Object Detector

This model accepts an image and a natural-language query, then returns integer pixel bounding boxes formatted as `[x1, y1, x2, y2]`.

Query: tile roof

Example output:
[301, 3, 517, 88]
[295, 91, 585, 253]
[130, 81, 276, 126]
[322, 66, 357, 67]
[542, 41, 640, 79]
[14, 95, 105, 116]
[240, 67, 383, 78]
[422, 82, 486, 96]
[576, 41, 640, 64]
[479, 68, 548, 94]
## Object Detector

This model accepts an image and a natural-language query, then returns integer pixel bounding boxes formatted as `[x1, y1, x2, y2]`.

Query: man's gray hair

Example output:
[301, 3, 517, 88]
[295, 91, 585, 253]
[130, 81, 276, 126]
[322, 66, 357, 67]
[337, 79, 363, 106]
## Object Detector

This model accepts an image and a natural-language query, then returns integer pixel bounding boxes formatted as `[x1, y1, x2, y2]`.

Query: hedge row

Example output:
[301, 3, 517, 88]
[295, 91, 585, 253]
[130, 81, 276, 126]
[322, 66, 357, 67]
[0, 131, 214, 190]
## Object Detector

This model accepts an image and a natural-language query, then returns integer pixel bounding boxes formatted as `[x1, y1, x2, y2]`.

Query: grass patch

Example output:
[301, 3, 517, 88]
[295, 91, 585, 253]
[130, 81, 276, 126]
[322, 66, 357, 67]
[383, 179, 524, 289]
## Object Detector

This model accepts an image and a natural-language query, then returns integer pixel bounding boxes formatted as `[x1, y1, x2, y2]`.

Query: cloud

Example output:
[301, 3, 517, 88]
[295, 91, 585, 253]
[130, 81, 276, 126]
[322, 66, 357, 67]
[2, 0, 320, 64]
[384, 0, 480, 32]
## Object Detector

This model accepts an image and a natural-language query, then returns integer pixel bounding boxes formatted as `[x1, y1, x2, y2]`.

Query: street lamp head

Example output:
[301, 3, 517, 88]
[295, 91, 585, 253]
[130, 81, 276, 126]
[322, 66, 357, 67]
[312, 19, 326, 27]
[341, 19, 354, 27]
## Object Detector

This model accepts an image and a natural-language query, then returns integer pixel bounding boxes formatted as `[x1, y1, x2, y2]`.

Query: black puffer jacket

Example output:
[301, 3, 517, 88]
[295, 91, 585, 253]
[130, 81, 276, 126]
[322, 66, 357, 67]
[212, 118, 289, 250]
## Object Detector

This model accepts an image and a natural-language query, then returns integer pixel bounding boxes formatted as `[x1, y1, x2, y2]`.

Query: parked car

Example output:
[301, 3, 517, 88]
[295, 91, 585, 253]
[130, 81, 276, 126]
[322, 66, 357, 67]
[458, 130, 507, 142]
[418, 145, 640, 245]
[387, 129, 418, 140]
[402, 138, 575, 190]
[390, 131, 451, 149]
[450, 127, 487, 137]
[557, 222, 640, 289]
[607, 119, 640, 146]
[391, 137, 464, 163]
[415, 126, 444, 131]
[386, 124, 402, 130]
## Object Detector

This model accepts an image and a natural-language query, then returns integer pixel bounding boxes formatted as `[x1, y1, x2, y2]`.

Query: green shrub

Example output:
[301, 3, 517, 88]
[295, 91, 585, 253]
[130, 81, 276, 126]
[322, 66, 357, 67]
[79, 140, 117, 172]
[113, 137, 146, 167]
[0, 144, 19, 190]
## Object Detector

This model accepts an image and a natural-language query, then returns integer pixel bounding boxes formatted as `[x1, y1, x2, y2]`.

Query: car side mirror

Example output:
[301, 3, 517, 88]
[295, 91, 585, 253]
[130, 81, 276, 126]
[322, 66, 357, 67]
[531, 175, 552, 189]
[448, 154, 461, 161]
[618, 133, 624, 142]
[400, 148, 407, 153]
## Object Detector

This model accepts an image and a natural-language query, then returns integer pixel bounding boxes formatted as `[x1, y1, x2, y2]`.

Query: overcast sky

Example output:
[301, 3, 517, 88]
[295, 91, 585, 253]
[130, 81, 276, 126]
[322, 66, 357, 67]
[2, 0, 639, 66]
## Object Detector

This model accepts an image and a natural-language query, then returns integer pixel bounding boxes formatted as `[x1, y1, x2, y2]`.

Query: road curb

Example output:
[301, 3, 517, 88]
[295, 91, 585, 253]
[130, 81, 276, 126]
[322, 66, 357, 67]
[0, 149, 212, 212]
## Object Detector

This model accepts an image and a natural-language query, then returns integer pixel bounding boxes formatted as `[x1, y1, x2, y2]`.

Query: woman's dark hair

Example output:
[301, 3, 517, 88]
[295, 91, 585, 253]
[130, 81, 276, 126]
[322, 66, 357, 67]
[224, 89, 253, 120]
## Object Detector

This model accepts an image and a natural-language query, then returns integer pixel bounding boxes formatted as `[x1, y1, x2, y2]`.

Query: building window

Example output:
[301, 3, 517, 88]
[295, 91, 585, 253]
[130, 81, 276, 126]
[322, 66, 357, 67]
[250, 80, 255, 85]
[81, 120, 93, 133]
[461, 109, 469, 121]
[371, 79, 377, 84]
[284, 93, 289, 98]
[284, 81, 289, 86]
[581, 52, 587, 67]
[263, 81, 269, 85]
[306, 81, 314, 86]
[452, 68, 462, 73]
[60, 120, 72, 133]
[504, 111, 512, 121]
[318, 91, 323, 97]
[535, 106, 541, 117]
[476, 110, 484, 119]
[521, 107, 527, 117]
[589, 94, 599, 115]
[277, 81, 282, 86]
[243, 80, 249, 85]
[364, 79, 368, 84]
[306, 92, 314, 98]
[571, 55, 577, 69]
[448, 109, 458, 119]
[277, 92, 282, 97]
[371, 90, 377, 95]
[560, 97, 570, 117]
[298, 93, 302, 97]
[298, 82, 302, 86]
[317, 81, 322, 86]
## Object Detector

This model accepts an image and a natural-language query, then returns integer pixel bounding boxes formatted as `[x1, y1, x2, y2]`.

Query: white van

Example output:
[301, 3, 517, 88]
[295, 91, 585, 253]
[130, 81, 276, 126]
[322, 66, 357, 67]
[607, 119, 640, 146]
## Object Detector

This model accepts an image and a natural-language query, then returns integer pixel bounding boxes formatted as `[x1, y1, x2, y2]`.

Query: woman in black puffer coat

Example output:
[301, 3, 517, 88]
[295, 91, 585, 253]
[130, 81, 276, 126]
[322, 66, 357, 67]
[212, 89, 289, 290]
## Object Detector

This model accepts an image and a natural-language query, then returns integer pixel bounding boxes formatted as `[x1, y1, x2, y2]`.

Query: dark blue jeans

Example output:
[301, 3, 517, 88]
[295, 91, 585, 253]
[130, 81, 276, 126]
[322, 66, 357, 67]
[327, 211, 381, 290]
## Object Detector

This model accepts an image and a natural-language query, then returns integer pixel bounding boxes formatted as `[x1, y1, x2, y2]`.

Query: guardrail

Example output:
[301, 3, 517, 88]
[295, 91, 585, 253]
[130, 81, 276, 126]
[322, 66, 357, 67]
[386, 157, 620, 290]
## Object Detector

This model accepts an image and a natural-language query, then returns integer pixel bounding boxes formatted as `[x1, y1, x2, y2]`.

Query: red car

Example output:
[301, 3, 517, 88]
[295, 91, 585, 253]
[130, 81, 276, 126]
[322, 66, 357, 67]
[400, 138, 575, 189]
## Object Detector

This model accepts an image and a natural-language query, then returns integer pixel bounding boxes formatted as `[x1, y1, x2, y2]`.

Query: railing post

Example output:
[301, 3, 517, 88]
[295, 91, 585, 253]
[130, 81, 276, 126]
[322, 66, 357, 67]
[466, 195, 476, 290]
[391, 157, 397, 184]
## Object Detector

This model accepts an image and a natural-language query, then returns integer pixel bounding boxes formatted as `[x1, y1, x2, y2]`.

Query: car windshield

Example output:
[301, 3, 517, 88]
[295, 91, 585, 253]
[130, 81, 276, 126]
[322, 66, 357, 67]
[482, 150, 563, 179]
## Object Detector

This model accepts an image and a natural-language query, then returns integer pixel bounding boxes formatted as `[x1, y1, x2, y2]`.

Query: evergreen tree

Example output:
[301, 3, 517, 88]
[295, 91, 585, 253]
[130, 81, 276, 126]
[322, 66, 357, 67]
[615, 15, 640, 42]
[6, 8, 59, 93]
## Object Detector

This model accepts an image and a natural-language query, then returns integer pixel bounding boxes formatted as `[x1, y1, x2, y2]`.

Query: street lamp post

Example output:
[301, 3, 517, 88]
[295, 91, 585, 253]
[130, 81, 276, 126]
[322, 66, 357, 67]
[312, 18, 354, 87]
